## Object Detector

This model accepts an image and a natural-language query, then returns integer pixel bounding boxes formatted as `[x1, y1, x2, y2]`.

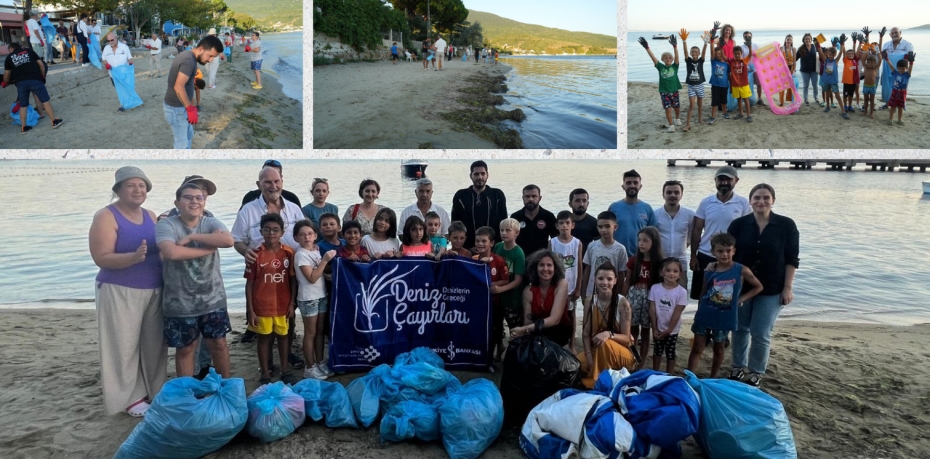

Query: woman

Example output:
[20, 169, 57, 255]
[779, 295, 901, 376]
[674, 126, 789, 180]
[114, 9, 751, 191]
[578, 262, 635, 388]
[343, 179, 385, 236]
[302, 178, 339, 228]
[796, 33, 821, 106]
[726, 184, 799, 388]
[88, 166, 167, 416]
[779, 35, 797, 106]
[510, 250, 572, 347]
[717, 23, 736, 60]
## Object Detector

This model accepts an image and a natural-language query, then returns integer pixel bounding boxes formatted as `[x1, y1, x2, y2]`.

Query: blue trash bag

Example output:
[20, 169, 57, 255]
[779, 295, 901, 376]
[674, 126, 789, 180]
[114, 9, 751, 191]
[609, 369, 701, 455]
[88, 35, 102, 68]
[246, 382, 306, 443]
[346, 364, 391, 428]
[438, 378, 504, 459]
[110, 64, 144, 110]
[394, 346, 445, 369]
[391, 361, 452, 394]
[291, 379, 358, 429]
[684, 370, 798, 459]
[426, 376, 463, 405]
[10, 102, 40, 127]
[113, 368, 248, 459]
[380, 400, 440, 443]
[727, 67, 758, 111]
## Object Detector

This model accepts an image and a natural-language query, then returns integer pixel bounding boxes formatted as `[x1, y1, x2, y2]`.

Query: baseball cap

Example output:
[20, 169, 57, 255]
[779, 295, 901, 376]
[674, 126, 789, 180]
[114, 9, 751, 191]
[112, 166, 152, 192]
[715, 166, 739, 179]
[181, 175, 217, 195]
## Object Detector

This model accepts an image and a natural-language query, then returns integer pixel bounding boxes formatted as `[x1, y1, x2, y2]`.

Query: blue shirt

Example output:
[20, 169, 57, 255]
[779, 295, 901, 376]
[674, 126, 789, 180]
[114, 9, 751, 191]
[710, 60, 729, 87]
[318, 238, 345, 255]
[821, 58, 839, 84]
[693, 263, 744, 332]
[391, 45, 398, 55]
[301, 202, 339, 228]
[891, 69, 911, 90]
[608, 199, 657, 257]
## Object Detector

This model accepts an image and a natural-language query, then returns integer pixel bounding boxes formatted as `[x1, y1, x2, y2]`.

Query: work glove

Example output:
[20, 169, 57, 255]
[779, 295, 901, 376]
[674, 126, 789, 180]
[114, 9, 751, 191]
[839, 33, 847, 45]
[637, 37, 649, 49]
[245, 45, 251, 52]
[669, 34, 677, 47]
[679, 28, 689, 41]
[861, 26, 870, 36]
[879, 27, 887, 38]
[186, 105, 199, 124]
[0, 81, 8, 89]
[105, 63, 112, 70]
[907, 51, 916, 63]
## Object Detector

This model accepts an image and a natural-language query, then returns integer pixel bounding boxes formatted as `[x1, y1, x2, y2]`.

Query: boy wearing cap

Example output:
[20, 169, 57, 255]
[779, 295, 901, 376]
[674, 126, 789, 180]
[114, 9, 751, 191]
[156, 177, 234, 378]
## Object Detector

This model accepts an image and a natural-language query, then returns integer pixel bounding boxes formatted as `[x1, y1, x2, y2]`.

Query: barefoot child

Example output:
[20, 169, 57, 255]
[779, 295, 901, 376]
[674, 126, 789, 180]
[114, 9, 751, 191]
[708, 42, 730, 124]
[687, 233, 762, 378]
[293, 220, 336, 380]
[447, 221, 471, 256]
[862, 55, 880, 118]
[492, 218, 526, 340]
[728, 45, 753, 122]
[400, 217, 431, 256]
[337, 221, 371, 262]
[638, 35, 682, 132]
[882, 50, 915, 126]
[648, 258, 688, 373]
[549, 211, 582, 352]
[816, 38, 843, 115]
[624, 227, 663, 369]
[680, 28, 709, 132]
[473, 226, 510, 362]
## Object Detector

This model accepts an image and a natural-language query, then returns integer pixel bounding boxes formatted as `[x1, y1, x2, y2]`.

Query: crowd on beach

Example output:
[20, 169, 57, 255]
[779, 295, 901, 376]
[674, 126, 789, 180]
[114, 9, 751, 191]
[638, 21, 917, 132]
[87, 159, 799, 418]
[388, 33, 500, 70]
[2, 11, 268, 148]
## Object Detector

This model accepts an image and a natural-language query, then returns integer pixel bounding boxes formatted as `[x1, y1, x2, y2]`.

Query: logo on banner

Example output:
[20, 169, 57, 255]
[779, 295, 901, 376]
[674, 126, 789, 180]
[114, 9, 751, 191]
[355, 265, 418, 333]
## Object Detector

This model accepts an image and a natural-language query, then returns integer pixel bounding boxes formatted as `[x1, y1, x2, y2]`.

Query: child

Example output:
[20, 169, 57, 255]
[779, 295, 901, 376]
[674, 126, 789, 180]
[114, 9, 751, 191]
[194, 68, 204, 109]
[680, 28, 709, 132]
[492, 218, 526, 340]
[815, 38, 842, 114]
[648, 258, 688, 373]
[245, 213, 298, 384]
[293, 220, 336, 380]
[580, 212, 629, 302]
[687, 233, 762, 378]
[400, 217, 431, 256]
[708, 43, 730, 123]
[728, 45, 753, 122]
[861, 55, 880, 118]
[549, 211, 582, 352]
[447, 221, 471, 257]
[882, 50, 915, 126]
[316, 213, 344, 254]
[494, 49, 499, 65]
[391, 42, 398, 65]
[337, 221, 371, 261]
[425, 211, 447, 258]
[839, 34, 860, 119]
[779, 35, 796, 107]
[637, 35, 682, 132]
[624, 227, 663, 369]
[361, 208, 401, 259]
[473, 226, 510, 363]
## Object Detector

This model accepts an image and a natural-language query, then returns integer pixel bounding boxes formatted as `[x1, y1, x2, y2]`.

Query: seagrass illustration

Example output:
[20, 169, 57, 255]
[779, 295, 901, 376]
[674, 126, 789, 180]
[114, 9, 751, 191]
[355, 264, 418, 333]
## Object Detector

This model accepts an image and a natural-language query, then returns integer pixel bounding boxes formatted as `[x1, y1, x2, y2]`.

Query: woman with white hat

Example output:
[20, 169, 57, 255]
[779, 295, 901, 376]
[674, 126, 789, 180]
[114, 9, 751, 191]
[204, 27, 225, 89]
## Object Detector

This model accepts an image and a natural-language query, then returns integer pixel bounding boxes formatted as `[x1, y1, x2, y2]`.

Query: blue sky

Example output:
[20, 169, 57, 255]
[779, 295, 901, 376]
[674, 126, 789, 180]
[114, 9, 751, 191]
[463, 0, 617, 37]
[629, 1, 930, 31]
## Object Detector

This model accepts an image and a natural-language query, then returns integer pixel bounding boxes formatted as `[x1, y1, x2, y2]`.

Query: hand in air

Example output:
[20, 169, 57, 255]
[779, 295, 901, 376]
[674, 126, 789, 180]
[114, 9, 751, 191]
[831, 36, 840, 48]
[701, 31, 710, 44]
[839, 33, 847, 45]
[713, 20, 720, 31]
[881, 50, 888, 60]
[637, 37, 649, 49]
[879, 27, 887, 38]
[861, 26, 870, 36]
[907, 51, 916, 63]
[679, 28, 689, 41]
[669, 34, 677, 47]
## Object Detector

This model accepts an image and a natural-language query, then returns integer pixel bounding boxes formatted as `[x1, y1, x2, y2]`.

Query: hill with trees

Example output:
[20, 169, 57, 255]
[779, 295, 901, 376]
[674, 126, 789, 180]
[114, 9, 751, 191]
[910, 24, 930, 29]
[224, 0, 302, 30]
[466, 10, 616, 55]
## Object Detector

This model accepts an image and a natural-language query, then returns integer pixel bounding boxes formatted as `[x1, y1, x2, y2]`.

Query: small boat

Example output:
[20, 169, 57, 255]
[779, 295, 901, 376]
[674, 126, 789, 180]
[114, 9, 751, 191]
[923, 181, 930, 194]
[652, 34, 671, 40]
[402, 159, 428, 178]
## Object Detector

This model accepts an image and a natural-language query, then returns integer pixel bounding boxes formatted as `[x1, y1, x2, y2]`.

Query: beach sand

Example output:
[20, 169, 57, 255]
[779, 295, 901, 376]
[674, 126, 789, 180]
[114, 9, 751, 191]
[627, 82, 930, 149]
[313, 58, 513, 149]
[2, 309, 929, 458]
[0, 52, 302, 149]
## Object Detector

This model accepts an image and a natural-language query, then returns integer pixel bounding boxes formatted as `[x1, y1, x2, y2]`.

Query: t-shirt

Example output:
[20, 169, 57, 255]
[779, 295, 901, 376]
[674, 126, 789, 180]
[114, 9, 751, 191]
[728, 56, 752, 87]
[512, 207, 558, 258]
[245, 244, 295, 317]
[842, 56, 860, 84]
[402, 242, 432, 257]
[492, 242, 526, 314]
[475, 253, 508, 307]
[647, 283, 688, 334]
[685, 57, 706, 85]
[434, 38, 447, 53]
[102, 42, 131, 68]
[4, 48, 43, 83]
[301, 202, 339, 228]
[318, 238, 344, 255]
[295, 248, 327, 302]
[570, 214, 599, 255]
[429, 235, 448, 254]
[655, 62, 682, 93]
[695, 194, 751, 256]
[626, 258, 653, 289]
[56, 26, 69, 38]
[149, 38, 162, 55]
[693, 263, 744, 332]
[891, 69, 911, 90]
[337, 245, 369, 259]
[549, 237, 581, 296]
[361, 235, 400, 256]
[821, 58, 839, 84]
[391, 45, 398, 55]
[164, 50, 197, 107]
[250, 40, 262, 61]
[608, 199, 657, 257]
[155, 216, 228, 317]
[581, 239, 629, 297]
[26, 19, 43, 43]
[710, 60, 729, 87]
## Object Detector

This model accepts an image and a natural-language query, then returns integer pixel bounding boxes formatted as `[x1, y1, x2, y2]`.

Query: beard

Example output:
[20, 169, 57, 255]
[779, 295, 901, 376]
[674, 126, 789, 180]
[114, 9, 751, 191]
[716, 183, 733, 194]
[572, 206, 586, 215]
[524, 202, 538, 211]
[625, 188, 639, 198]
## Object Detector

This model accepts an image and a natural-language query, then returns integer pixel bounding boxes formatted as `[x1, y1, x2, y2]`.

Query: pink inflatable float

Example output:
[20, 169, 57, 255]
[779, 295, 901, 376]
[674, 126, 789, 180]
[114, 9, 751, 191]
[752, 42, 801, 115]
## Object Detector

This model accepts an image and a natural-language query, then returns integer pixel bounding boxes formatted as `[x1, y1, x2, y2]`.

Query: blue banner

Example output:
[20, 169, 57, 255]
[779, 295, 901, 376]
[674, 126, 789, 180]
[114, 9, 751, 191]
[329, 257, 492, 371]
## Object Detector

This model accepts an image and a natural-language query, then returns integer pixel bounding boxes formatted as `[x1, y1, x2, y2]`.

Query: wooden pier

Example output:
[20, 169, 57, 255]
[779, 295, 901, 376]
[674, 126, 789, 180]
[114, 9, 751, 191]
[666, 160, 930, 172]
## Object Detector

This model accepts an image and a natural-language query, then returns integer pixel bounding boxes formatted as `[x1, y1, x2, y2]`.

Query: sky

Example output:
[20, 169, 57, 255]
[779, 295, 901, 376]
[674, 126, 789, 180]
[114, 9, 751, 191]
[463, 0, 617, 37]
[628, 1, 930, 31]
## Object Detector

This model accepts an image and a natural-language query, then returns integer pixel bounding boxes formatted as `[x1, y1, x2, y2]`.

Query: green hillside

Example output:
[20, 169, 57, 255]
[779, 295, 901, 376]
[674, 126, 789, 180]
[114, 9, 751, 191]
[223, 0, 303, 29]
[911, 24, 930, 29]
[466, 10, 616, 55]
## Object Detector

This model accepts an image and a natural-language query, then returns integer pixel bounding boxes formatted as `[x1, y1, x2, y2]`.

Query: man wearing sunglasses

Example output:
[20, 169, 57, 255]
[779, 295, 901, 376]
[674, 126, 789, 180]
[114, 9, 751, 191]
[101, 32, 134, 113]
[240, 160, 302, 209]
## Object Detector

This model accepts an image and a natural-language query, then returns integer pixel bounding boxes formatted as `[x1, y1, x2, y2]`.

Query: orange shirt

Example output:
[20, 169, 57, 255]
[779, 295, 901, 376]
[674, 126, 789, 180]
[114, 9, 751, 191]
[842, 56, 860, 84]
[245, 244, 295, 317]
[728, 56, 752, 87]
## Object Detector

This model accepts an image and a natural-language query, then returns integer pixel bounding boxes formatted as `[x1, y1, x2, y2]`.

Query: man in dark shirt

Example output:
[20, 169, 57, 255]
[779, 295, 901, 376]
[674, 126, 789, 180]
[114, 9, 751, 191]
[512, 184, 558, 258]
[2, 42, 63, 134]
[568, 188, 599, 254]
[163, 35, 223, 149]
[240, 159, 302, 209]
[56, 20, 71, 62]
[451, 160, 508, 249]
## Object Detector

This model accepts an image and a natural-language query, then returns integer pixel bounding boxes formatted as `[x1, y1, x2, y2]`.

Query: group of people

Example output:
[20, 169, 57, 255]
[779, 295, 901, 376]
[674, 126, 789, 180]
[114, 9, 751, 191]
[88, 160, 800, 418]
[390, 36, 498, 69]
[642, 21, 916, 132]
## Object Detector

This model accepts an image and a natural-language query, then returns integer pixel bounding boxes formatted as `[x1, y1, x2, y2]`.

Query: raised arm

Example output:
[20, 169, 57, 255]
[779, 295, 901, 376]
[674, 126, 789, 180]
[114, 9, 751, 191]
[670, 34, 679, 65]
[700, 31, 709, 60]
[638, 37, 658, 65]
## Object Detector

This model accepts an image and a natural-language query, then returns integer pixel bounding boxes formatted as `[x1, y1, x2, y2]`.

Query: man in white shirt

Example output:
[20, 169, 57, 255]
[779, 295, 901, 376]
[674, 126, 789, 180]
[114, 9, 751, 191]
[203, 28, 225, 89]
[147, 32, 163, 77]
[654, 180, 695, 289]
[879, 27, 915, 109]
[101, 32, 133, 112]
[433, 34, 447, 71]
[399, 178, 452, 236]
[76, 14, 91, 66]
[26, 11, 47, 64]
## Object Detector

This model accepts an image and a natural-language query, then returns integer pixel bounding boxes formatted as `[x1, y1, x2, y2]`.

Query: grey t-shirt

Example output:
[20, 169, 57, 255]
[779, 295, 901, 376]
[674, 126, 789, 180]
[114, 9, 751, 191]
[581, 239, 629, 297]
[155, 215, 228, 317]
[164, 50, 197, 107]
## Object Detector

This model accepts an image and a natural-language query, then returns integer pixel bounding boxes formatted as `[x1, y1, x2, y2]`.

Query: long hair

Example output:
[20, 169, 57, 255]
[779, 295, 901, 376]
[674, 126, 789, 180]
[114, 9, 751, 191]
[797, 33, 814, 58]
[400, 216, 428, 245]
[524, 250, 565, 287]
[717, 23, 734, 49]
[593, 261, 623, 333]
[631, 226, 664, 288]
[373, 207, 397, 237]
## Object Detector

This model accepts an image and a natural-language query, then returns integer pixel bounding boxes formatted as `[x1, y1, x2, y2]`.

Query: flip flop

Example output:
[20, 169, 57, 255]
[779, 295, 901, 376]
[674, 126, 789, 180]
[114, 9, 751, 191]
[125, 399, 150, 417]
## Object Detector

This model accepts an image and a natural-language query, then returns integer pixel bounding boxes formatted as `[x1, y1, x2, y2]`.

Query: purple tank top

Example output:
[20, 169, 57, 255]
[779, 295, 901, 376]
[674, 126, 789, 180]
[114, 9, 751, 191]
[95, 205, 163, 289]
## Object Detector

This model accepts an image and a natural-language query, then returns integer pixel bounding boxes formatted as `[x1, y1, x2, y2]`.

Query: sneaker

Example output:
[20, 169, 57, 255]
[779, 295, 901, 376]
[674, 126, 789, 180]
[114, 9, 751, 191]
[673, 118, 682, 126]
[708, 117, 716, 124]
[818, 100, 824, 107]
[732, 113, 743, 120]
[745, 372, 763, 387]
[253, 85, 263, 89]
[21, 126, 32, 135]
[314, 364, 330, 380]
[728, 367, 745, 381]
[666, 125, 675, 133]
[832, 102, 837, 108]
[319, 362, 334, 376]
[240, 329, 256, 343]
[288, 353, 306, 370]
[208, 85, 215, 90]
[842, 113, 850, 120]
[746, 116, 753, 122]
[823, 106, 831, 113]
[722, 113, 731, 119]
[804, 100, 810, 106]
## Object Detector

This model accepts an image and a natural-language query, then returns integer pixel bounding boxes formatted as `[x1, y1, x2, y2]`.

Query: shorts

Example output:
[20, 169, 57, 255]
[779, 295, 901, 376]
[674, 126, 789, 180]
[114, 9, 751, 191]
[15, 79, 50, 107]
[653, 333, 679, 360]
[888, 88, 907, 108]
[822, 83, 839, 93]
[248, 315, 288, 335]
[863, 84, 877, 95]
[843, 83, 857, 97]
[164, 309, 232, 348]
[691, 323, 729, 343]
[731, 85, 751, 98]
[687, 84, 705, 98]
[660, 91, 680, 109]
[628, 285, 650, 327]
[250, 59, 262, 71]
[298, 296, 329, 317]
[711, 85, 729, 107]
[391, 53, 398, 61]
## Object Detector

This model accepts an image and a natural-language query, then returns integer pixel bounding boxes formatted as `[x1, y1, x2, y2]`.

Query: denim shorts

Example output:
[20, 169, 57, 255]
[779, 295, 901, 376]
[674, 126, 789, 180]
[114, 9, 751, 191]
[691, 323, 729, 343]
[821, 83, 839, 93]
[164, 309, 232, 348]
[298, 296, 329, 317]
[16, 79, 50, 107]
[250, 59, 262, 71]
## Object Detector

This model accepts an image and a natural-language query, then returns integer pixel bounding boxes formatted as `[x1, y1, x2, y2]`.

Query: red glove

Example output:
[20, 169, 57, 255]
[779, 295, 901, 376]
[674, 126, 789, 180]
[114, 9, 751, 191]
[129, 61, 133, 66]
[186, 105, 199, 124]
[145, 45, 151, 50]
[12, 101, 20, 112]
[0, 81, 8, 89]
[245, 45, 251, 52]
[40, 40, 45, 47]
[105, 63, 112, 70]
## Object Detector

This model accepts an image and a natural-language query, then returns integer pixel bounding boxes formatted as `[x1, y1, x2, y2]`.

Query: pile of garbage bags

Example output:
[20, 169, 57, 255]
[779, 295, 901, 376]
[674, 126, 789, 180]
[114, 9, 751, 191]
[500, 333, 583, 427]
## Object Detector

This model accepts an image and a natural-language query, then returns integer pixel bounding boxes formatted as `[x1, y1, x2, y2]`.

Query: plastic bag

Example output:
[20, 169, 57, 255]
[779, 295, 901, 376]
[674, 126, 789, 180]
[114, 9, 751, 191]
[391, 361, 452, 394]
[113, 368, 248, 459]
[10, 102, 40, 127]
[500, 333, 582, 427]
[110, 64, 144, 110]
[394, 346, 446, 369]
[346, 364, 391, 427]
[291, 379, 358, 429]
[438, 378, 504, 459]
[246, 382, 306, 443]
[684, 370, 798, 459]
[380, 400, 440, 442]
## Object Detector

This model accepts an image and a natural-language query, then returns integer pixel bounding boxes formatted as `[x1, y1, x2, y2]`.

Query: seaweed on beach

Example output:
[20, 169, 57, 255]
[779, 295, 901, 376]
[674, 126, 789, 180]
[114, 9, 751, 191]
[441, 73, 525, 149]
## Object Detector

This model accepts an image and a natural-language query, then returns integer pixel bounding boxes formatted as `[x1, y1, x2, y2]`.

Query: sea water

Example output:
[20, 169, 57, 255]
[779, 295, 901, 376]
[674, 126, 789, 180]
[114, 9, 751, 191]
[1, 160, 927, 325]
[626, 30, 929, 95]
[260, 31, 303, 101]
[497, 56, 618, 149]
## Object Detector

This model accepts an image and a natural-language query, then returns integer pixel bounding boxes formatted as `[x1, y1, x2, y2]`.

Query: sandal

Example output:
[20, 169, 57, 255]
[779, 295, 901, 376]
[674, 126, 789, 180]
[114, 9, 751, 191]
[125, 398, 150, 417]
[745, 372, 764, 387]
[727, 367, 745, 381]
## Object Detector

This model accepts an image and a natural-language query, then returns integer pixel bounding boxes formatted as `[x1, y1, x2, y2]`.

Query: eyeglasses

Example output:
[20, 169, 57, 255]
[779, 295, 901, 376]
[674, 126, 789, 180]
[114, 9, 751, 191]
[180, 194, 205, 202]
[260, 227, 283, 234]
[263, 159, 282, 167]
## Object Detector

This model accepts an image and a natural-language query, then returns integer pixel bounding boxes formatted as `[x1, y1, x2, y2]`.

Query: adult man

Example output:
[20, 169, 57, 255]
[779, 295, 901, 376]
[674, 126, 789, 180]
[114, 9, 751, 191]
[740, 31, 763, 106]
[240, 160, 302, 208]
[163, 35, 223, 149]
[147, 32, 162, 78]
[56, 20, 71, 63]
[512, 185, 558, 257]
[654, 180, 695, 289]
[101, 32, 134, 112]
[433, 34, 447, 71]
[2, 42, 64, 134]
[156, 176, 233, 378]
[452, 160, 508, 249]
[880, 27, 915, 108]
[76, 14, 90, 66]
[203, 28, 225, 89]
[568, 188, 599, 254]
[608, 169, 657, 256]
[399, 178, 451, 236]
[25, 11, 48, 65]
[248, 32, 262, 89]
[689, 165, 751, 300]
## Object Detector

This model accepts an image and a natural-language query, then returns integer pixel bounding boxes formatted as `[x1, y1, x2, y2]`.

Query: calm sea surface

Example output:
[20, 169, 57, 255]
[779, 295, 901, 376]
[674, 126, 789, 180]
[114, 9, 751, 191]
[497, 56, 618, 149]
[1, 160, 927, 325]
[626, 30, 929, 95]
[261, 31, 303, 101]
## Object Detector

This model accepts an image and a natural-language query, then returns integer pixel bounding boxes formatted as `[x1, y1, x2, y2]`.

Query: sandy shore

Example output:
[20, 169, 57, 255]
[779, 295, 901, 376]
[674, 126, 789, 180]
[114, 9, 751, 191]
[0, 51, 302, 149]
[2, 309, 928, 458]
[627, 82, 930, 149]
[313, 58, 513, 149]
